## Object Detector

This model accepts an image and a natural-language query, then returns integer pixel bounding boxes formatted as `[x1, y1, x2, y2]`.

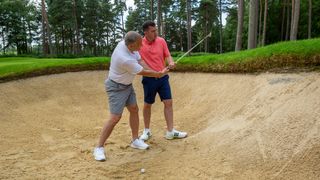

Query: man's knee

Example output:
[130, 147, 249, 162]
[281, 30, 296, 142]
[163, 99, 172, 108]
[144, 103, 152, 109]
[127, 105, 139, 113]
[110, 114, 122, 124]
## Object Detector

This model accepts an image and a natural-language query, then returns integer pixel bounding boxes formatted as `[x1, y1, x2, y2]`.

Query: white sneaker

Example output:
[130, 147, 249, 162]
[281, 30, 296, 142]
[139, 129, 152, 141]
[165, 129, 188, 140]
[93, 147, 106, 161]
[130, 139, 149, 150]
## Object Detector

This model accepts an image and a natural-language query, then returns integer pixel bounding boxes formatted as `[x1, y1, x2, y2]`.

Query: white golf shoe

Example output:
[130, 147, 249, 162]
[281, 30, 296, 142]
[139, 129, 152, 141]
[131, 139, 149, 150]
[93, 147, 106, 161]
[165, 129, 188, 140]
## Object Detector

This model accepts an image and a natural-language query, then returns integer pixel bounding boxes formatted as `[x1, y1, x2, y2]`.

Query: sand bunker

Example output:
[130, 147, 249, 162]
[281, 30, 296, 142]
[0, 71, 319, 179]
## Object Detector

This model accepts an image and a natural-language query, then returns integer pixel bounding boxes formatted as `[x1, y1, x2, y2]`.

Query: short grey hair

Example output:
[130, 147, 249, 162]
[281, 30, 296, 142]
[124, 31, 142, 46]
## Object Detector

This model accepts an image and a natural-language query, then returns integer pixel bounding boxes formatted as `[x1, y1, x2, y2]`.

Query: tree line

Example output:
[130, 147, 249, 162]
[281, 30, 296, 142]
[0, 0, 319, 56]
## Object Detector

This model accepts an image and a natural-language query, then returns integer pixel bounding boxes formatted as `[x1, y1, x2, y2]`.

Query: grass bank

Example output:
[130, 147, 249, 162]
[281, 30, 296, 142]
[0, 38, 319, 82]
[0, 57, 109, 82]
[175, 38, 320, 73]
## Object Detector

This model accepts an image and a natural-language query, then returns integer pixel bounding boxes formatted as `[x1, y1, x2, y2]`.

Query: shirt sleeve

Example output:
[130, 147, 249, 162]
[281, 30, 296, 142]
[161, 38, 171, 58]
[135, 51, 141, 61]
[122, 60, 143, 75]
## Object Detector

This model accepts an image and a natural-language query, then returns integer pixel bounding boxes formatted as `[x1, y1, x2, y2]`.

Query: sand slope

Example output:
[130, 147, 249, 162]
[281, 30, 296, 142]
[0, 71, 319, 179]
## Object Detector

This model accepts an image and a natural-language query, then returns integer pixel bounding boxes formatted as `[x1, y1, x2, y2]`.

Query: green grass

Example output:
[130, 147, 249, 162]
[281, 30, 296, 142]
[173, 38, 320, 73]
[0, 38, 319, 82]
[0, 57, 109, 81]
[176, 38, 320, 64]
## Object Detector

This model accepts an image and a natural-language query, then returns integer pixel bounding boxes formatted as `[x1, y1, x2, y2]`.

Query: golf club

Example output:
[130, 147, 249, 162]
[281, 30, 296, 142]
[175, 32, 212, 64]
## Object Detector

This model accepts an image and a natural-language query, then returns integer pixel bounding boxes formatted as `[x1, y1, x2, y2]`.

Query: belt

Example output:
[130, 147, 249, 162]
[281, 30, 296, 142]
[109, 78, 132, 86]
[143, 74, 168, 80]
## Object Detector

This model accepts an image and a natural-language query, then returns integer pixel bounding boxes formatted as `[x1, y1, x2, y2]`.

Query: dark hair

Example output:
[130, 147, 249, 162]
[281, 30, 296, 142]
[142, 21, 156, 32]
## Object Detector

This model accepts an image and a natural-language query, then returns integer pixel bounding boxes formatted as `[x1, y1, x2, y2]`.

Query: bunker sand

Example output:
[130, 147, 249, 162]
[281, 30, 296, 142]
[0, 71, 319, 179]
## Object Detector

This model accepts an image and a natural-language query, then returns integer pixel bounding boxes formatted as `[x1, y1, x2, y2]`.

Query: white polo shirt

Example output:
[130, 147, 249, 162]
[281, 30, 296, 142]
[108, 41, 143, 85]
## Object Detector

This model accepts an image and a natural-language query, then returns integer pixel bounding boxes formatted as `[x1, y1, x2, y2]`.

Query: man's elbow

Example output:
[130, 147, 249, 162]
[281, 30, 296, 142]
[137, 69, 145, 76]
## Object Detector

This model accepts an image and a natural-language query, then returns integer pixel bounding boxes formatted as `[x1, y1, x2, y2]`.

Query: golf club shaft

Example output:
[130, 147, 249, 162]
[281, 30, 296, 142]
[175, 32, 212, 64]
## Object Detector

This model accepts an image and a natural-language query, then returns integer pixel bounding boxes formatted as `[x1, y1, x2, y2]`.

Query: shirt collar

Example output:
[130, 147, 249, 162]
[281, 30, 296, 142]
[123, 40, 134, 54]
[143, 37, 156, 45]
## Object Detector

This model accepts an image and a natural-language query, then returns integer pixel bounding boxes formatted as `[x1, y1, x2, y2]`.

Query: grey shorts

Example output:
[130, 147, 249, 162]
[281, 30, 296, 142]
[105, 79, 137, 115]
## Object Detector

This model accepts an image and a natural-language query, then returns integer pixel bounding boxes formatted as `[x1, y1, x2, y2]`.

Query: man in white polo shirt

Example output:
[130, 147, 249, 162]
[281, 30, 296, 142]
[93, 31, 168, 161]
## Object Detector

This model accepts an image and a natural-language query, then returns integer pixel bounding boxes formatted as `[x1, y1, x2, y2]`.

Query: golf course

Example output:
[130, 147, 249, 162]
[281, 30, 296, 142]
[1, 0, 320, 178]
[0, 39, 320, 179]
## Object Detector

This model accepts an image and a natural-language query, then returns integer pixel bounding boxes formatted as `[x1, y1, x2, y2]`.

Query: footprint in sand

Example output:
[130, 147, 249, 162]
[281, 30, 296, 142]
[41, 134, 55, 143]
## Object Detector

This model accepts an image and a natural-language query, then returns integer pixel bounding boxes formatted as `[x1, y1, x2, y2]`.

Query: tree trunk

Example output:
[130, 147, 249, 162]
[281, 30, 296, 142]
[72, 0, 80, 54]
[55, 34, 59, 54]
[219, 0, 223, 53]
[254, 0, 259, 46]
[205, 4, 208, 53]
[41, 0, 53, 55]
[281, 0, 286, 41]
[151, 0, 154, 20]
[162, 19, 166, 37]
[308, 0, 312, 39]
[180, 19, 183, 51]
[157, 0, 162, 36]
[285, 0, 290, 40]
[248, 0, 258, 49]
[262, 0, 268, 46]
[27, 21, 33, 54]
[235, 0, 244, 51]
[1, 30, 5, 54]
[41, 0, 49, 55]
[290, 0, 300, 40]
[93, 39, 97, 56]
[290, 0, 294, 36]
[23, 20, 28, 54]
[41, 0, 54, 54]
[258, 0, 263, 46]
[62, 27, 65, 54]
[107, 32, 109, 56]
[187, 0, 192, 54]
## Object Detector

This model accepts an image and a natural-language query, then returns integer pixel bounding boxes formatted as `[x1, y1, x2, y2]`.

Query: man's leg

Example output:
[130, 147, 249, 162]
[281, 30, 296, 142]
[143, 103, 152, 129]
[97, 114, 121, 147]
[163, 99, 173, 131]
[128, 104, 150, 149]
[163, 99, 187, 140]
[127, 104, 139, 139]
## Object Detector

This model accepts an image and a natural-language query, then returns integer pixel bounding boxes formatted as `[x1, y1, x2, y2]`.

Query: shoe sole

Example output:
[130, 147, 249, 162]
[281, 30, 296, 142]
[139, 135, 152, 141]
[94, 155, 106, 161]
[130, 144, 149, 150]
[139, 137, 151, 141]
[95, 158, 106, 162]
[165, 134, 188, 140]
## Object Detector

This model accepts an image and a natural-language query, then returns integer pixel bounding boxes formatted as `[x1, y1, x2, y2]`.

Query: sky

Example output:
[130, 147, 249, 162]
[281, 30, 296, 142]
[124, 0, 226, 26]
[126, 0, 135, 9]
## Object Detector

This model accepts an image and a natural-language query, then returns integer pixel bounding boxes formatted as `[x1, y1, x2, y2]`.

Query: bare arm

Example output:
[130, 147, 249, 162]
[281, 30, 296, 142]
[137, 68, 169, 78]
[165, 56, 176, 69]
[138, 59, 151, 70]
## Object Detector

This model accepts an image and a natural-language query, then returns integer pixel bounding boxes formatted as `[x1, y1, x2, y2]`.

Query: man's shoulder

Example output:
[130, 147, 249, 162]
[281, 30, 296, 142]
[156, 37, 166, 42]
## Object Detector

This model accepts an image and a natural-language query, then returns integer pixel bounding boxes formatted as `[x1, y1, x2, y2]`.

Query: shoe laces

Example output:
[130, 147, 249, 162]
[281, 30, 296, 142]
[95, 147, 104, 153]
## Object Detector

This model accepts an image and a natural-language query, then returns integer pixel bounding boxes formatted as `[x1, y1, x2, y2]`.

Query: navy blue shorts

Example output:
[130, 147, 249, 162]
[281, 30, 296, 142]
[142, 75, 172, 104]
